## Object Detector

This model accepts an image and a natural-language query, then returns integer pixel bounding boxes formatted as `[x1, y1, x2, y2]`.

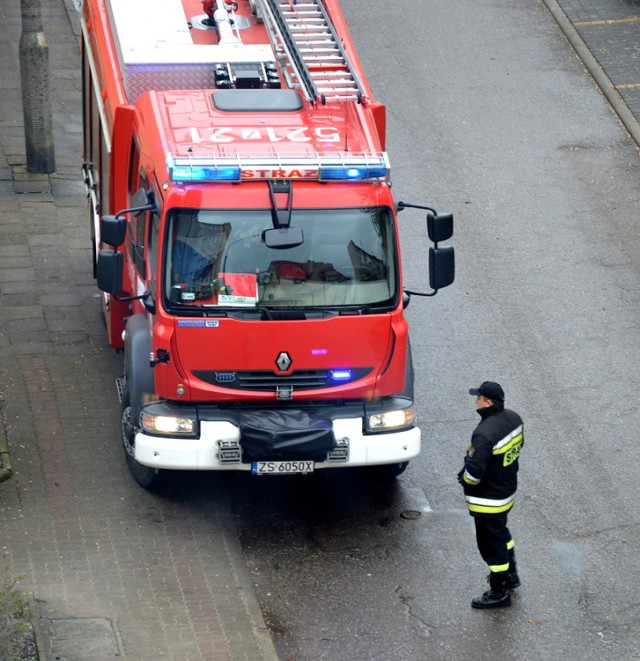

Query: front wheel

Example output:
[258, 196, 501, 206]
[121, 387, 163, 489]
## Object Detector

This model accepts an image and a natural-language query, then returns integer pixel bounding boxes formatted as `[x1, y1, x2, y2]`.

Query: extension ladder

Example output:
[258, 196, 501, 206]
[255, 0, 368, 104]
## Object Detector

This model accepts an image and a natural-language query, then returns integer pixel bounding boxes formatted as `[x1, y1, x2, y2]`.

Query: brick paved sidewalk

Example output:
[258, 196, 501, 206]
[550, 0, 640, 128]
[0, 1, 278, 659]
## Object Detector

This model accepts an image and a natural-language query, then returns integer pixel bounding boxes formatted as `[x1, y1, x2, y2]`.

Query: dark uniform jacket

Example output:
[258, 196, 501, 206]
[461, 402, 524, 517]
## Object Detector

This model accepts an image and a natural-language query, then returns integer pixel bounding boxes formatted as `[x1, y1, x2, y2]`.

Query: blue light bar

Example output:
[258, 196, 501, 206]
[167, 153, 389, 183]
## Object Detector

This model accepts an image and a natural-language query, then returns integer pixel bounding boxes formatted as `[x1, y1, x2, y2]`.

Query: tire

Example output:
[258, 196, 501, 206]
[121, 386, 163, 489]
[91, 238, 97, 279]
[98, 295, 107, 327]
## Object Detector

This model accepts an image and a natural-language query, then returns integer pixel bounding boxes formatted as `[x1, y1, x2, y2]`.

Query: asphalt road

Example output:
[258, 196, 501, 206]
[224, 1, 640, 659]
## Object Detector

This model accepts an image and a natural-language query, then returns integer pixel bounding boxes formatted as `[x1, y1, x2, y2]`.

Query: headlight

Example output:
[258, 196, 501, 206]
[367, 407, 416, 432]
[141, 413, 197, 436]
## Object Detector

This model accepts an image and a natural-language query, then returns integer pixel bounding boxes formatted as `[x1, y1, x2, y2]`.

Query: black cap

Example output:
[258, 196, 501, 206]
[469, 381, 505, 401]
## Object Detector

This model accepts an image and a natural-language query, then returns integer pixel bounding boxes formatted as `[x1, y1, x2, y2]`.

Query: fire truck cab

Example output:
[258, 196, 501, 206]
[79, 0, 454, 488]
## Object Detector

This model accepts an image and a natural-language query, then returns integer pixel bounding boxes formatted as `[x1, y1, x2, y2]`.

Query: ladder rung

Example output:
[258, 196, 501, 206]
[281, 11, 322, 18]
[298, 49, 342, 56]
[313, 78, 357, 86]
[323, 95, 360, 102]
[301, 57, 345, 64]
[294, 40, 340, 47]
[310, 69, 353, 76]
[289, 29, 332, 36]
[317, 89, 359, 95]
[293, 39, 334, 46]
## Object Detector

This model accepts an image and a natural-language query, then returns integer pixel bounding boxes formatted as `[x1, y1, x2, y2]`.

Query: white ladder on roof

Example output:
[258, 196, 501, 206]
[254, 0, 367, 104]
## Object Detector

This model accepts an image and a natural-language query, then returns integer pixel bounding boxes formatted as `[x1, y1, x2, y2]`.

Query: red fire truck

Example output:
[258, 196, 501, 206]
[79, 0, 454, 488]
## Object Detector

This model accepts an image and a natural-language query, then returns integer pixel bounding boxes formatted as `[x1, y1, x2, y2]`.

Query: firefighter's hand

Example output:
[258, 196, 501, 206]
[457, 469, 465, 486]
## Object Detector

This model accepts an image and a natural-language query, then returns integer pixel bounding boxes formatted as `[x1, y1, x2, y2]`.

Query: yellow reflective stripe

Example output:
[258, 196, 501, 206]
[467, 493, 515, 507]
[465, 494, 515, 514]
[506, 539, 515, 550]
[467, 501, 514, 514]
[489, 563, 510, 573]
[493, 426, 523, 454]
[494, 433, 523, 456]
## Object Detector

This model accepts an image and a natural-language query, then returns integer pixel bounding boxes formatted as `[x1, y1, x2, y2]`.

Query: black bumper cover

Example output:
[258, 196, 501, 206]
[239, 409, 336, 462]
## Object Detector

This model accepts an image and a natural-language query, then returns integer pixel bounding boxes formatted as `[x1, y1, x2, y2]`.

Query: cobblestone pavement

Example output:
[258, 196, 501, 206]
[0, 1, 278, 659]
[548, 0, 640, 131]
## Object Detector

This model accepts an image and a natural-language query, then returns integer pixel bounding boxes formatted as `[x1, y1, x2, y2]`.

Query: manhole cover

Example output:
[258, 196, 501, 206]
[400, 510, 422, 520]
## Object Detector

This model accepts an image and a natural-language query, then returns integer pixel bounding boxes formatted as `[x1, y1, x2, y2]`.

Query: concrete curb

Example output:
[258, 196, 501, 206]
[28, 595, 50, 661]
[541, 0, 640, 149]
[0, 411, 13, 484]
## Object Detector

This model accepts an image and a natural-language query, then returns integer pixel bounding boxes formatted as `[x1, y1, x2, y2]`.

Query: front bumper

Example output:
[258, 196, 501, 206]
[134, 416, 420, 471]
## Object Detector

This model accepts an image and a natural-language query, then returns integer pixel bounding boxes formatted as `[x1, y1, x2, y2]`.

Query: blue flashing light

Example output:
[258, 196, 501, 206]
[320, 162, 388, 181]
[170, 165, 241, 182]
[329, 369, 353, 382]
[215, 372, 236, 382]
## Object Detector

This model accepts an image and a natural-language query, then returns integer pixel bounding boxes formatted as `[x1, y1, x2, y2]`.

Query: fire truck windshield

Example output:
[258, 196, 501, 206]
[164, 207, 397, 311]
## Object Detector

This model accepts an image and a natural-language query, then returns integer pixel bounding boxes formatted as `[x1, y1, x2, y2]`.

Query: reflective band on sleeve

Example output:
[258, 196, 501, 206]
[493, 425, 523, 454]
[489, 563, 510, 573]
[463, 469, 480, 485]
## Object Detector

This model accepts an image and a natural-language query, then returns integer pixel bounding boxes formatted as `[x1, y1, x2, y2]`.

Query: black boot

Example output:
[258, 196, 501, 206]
[472, 572, 511, 609]
[507, 549, 520, 590]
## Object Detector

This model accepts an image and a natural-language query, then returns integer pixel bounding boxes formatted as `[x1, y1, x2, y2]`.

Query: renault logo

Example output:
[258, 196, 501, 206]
[276, 351, 292, 371]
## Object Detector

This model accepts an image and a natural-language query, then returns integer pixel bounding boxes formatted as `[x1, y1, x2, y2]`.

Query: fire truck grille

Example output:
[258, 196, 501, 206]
[192, 368, 372, 391]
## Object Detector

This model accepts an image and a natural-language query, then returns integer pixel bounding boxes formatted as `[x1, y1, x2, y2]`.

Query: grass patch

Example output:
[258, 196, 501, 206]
[0, 572, 37, 660]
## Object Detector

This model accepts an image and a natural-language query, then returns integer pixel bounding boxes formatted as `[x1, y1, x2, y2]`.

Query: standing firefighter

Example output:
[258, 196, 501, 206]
[458, 381, 524, 609]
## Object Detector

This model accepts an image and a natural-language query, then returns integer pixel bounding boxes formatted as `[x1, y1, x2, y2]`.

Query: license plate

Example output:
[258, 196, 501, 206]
[251, 460, 314, 475]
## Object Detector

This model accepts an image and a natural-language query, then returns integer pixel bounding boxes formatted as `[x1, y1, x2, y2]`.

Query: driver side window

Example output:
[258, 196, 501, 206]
[131, 209, 146, 278]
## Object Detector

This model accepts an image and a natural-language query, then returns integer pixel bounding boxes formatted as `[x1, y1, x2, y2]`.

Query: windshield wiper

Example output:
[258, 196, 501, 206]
[257, 305, 374, 318]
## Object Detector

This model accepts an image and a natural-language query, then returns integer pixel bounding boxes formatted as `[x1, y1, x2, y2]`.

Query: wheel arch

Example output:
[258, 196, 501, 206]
[124, 313, 154, 421]
[397, 335, 415, 400]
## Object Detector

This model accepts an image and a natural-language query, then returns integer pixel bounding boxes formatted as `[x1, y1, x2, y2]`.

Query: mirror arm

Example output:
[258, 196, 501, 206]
[397, 201, 437, 214]
[113, 290, 152, 303]
[404, 288, 438, 298]
[114, 202, 154, 220]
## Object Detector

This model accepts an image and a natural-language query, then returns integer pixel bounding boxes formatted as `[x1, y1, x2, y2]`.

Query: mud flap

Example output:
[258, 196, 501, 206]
[240, 410, 336, 462]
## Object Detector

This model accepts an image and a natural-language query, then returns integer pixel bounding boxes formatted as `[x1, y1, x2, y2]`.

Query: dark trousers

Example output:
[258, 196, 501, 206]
[474, 514, 513, 573]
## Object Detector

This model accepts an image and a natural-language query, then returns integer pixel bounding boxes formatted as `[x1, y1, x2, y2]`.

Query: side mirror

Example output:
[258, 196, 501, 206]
[427, 212, 453, 243]
[101, 188, 157, 248]
[429, 246, 455, 290]
[97, 250, 123, 294]
[100, 215, 127, 247]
